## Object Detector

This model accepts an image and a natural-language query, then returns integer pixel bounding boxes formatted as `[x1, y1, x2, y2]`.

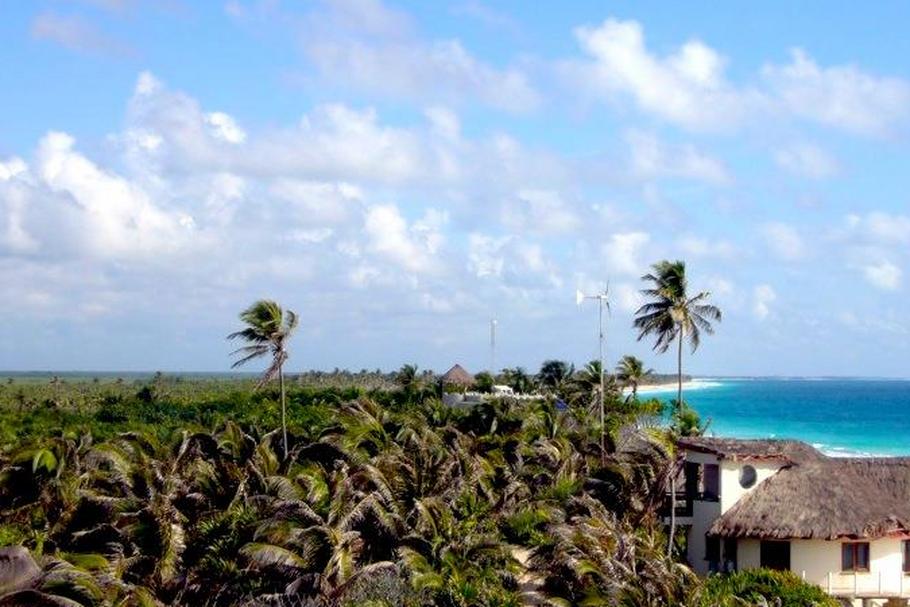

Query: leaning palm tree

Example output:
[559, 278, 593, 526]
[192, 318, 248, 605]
[228, 299, 298, 458]
[633, 261, 721, 409]
[632, 260, 720, 555]
[615, 355, 653, 400]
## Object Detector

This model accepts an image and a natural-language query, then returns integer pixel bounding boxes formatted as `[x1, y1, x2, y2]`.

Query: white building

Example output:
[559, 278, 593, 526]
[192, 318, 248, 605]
[674, 437, 910, 605]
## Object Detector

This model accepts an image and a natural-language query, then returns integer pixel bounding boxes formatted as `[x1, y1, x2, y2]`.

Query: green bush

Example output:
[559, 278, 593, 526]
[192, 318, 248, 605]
[699, 569, 840, 607]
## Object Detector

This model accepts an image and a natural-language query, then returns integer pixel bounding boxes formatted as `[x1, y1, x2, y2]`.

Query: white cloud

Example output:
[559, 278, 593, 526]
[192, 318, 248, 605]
[568, 18, 754, 130]
[206, 112, 247, 144]
[424, 106, 461, 141]
[842, 212, 910, 245]
[762, 49, 910, 137]
[568, 19, 910, 136]
[625, 131, 730, 185]
[31, 11, 133, 56]
[612, 282, 642, 313]
[752, 284, 776, 320]
[501, 189, 580, 236]
[269, 179, 362, 225]
[761, 223, 805, 261]
[363, 204, 446, 274]
[862, 261, 901, 290]
[468, 233, 507, 278]
[1, 131, 197, 260]
[676, 235, 736, 260]
[774, 142, 839, 179]
[301, 0, 539, 112]
[0, 158, 27, 181]
[603, 231, 650, 275]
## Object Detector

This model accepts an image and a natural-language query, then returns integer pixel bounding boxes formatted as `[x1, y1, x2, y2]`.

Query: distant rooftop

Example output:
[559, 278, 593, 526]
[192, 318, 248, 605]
[677, 436, 822, 464]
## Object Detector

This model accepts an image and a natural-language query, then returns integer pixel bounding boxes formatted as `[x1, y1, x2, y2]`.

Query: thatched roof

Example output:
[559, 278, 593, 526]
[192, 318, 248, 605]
[710, 457, 910, 540]
[441, 364, 474, 386]
[678, 436, 822, 464]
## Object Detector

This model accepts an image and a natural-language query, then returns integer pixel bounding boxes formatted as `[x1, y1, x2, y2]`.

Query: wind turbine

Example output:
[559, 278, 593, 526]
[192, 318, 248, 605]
[576, 285, 610, 462]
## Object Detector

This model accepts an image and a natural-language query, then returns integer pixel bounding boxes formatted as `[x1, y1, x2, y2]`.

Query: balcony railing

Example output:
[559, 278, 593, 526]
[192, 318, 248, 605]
[661, 490, 720, 518]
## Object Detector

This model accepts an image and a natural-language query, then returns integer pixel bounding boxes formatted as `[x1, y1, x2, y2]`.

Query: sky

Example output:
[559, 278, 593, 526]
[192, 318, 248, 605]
[2, 1, 910, 377]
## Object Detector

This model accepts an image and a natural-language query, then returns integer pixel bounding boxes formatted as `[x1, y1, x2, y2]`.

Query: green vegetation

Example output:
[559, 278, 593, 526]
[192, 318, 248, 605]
[698, 569, 840, 607]
[0, 260, 824, 606]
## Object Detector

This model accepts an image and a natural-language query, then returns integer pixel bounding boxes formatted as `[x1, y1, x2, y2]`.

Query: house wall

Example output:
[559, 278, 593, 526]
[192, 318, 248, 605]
[738, 538, 761, 569]
[682, 450, 783, 575]
[738, 537, 909, 597]
[683, 451, 720, 576]
[688, 499, 722, 575]
[719, 460, 781, 513]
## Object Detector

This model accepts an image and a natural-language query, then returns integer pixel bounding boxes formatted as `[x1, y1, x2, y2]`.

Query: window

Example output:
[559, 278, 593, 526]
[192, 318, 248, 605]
[903, 541, 910, 573]
[684, 462, 699, 498]
[723, 538, 738, 572]
[706, 536, 720, 572]
[703, 464, 720, 500]
[841, 542, 870, 572]
[739, 465, 757, 489]
[705, 536, 720, 561]
[760, 540, 791, 571]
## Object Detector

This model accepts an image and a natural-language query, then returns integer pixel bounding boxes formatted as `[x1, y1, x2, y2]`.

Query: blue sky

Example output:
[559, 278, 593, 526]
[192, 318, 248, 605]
[2, 1, 910, 377]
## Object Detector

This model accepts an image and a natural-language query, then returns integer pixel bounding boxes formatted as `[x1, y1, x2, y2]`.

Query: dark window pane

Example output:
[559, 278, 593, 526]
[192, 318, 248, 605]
[857, 543, 870, 570]
[760, 541, 790, 571]
[706, 536, 720, 561]
[842, 543, 870, 571]
[842, 544, 854, 571]
[904, 541, 910, 573]
[704, 464, 720, 499]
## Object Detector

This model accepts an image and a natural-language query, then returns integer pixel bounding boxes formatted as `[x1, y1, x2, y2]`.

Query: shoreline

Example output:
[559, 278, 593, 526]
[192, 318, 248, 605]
[630, 379, 722, 395]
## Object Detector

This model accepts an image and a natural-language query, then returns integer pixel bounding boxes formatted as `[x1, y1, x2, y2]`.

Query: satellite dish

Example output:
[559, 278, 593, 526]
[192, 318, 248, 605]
[575, 289, 585, 306]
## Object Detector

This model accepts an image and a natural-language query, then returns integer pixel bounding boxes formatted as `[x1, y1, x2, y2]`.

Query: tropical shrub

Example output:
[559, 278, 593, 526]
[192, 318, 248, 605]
[698, 569, 841, 607]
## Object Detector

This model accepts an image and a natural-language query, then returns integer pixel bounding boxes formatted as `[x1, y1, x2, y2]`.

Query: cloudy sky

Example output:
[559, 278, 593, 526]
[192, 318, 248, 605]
[2, 1, 910, 376]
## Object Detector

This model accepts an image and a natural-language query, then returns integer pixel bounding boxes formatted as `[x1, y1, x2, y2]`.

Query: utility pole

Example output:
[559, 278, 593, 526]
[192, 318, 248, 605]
[576, 286, 610, 463]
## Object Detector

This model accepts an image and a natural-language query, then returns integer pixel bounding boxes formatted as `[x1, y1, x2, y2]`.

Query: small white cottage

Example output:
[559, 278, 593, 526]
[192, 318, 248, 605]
[673, 436, 910, 605]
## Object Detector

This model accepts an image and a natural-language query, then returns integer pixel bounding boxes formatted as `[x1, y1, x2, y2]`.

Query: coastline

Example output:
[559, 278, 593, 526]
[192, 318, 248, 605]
[631, 378, 722, 395]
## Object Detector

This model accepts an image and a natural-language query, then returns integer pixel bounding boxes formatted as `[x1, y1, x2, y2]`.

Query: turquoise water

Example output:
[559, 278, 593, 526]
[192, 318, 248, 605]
[662, 379, 910, 456]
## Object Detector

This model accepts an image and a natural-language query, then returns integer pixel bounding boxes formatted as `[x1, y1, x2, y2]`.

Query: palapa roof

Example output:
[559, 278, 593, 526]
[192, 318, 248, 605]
[709, 456, 910, 540]
[678, 436, 822, 464]
[441, 364, 474, 386]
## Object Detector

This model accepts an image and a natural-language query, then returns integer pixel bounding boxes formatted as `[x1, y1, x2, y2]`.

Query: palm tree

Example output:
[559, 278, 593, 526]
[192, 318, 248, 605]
[228, 299, 298, 458]
[537, 360, 575, 395]
[615, 355, 653, 400]
[503, 367, 534, 394]
[633, 261, 721, 409]
[633, 260, 720, 556]
[395, 364, 423, 403]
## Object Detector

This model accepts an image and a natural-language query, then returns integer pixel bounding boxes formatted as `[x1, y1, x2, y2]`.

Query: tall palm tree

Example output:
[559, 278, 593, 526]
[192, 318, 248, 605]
[632, 260, 720, 555]
[633, 261, 721, 408]
[615, 355, 653, 400]
[228, 299, 298, 458]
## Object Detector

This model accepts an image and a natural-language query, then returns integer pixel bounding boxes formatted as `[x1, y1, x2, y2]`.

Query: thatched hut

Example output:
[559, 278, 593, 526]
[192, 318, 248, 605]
[675, 436, 910, 599]
[440, 364, 474, 389]
[709, 457, 910, 540]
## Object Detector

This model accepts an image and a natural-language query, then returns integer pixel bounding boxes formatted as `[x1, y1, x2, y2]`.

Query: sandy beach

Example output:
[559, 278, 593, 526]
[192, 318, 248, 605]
[630, 379, 722, 395]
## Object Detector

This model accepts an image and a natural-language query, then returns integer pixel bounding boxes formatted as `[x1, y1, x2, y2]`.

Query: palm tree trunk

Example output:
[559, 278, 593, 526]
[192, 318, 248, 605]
[667, 471, 676, 556]
[669, 329, 683, 558]
[676, 328, 683, 408]
[279, 361, 288, 459]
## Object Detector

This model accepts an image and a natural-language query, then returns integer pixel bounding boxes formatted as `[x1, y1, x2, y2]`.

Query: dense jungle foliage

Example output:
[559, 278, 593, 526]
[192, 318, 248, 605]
[0, 372, 828, 606]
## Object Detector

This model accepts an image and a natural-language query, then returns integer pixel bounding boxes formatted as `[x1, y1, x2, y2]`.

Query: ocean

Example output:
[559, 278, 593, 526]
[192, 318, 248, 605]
[641, 378, 910, 457]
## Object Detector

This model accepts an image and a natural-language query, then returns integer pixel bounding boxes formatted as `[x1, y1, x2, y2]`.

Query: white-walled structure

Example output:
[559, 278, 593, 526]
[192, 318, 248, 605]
[674, 437, 910, 605]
